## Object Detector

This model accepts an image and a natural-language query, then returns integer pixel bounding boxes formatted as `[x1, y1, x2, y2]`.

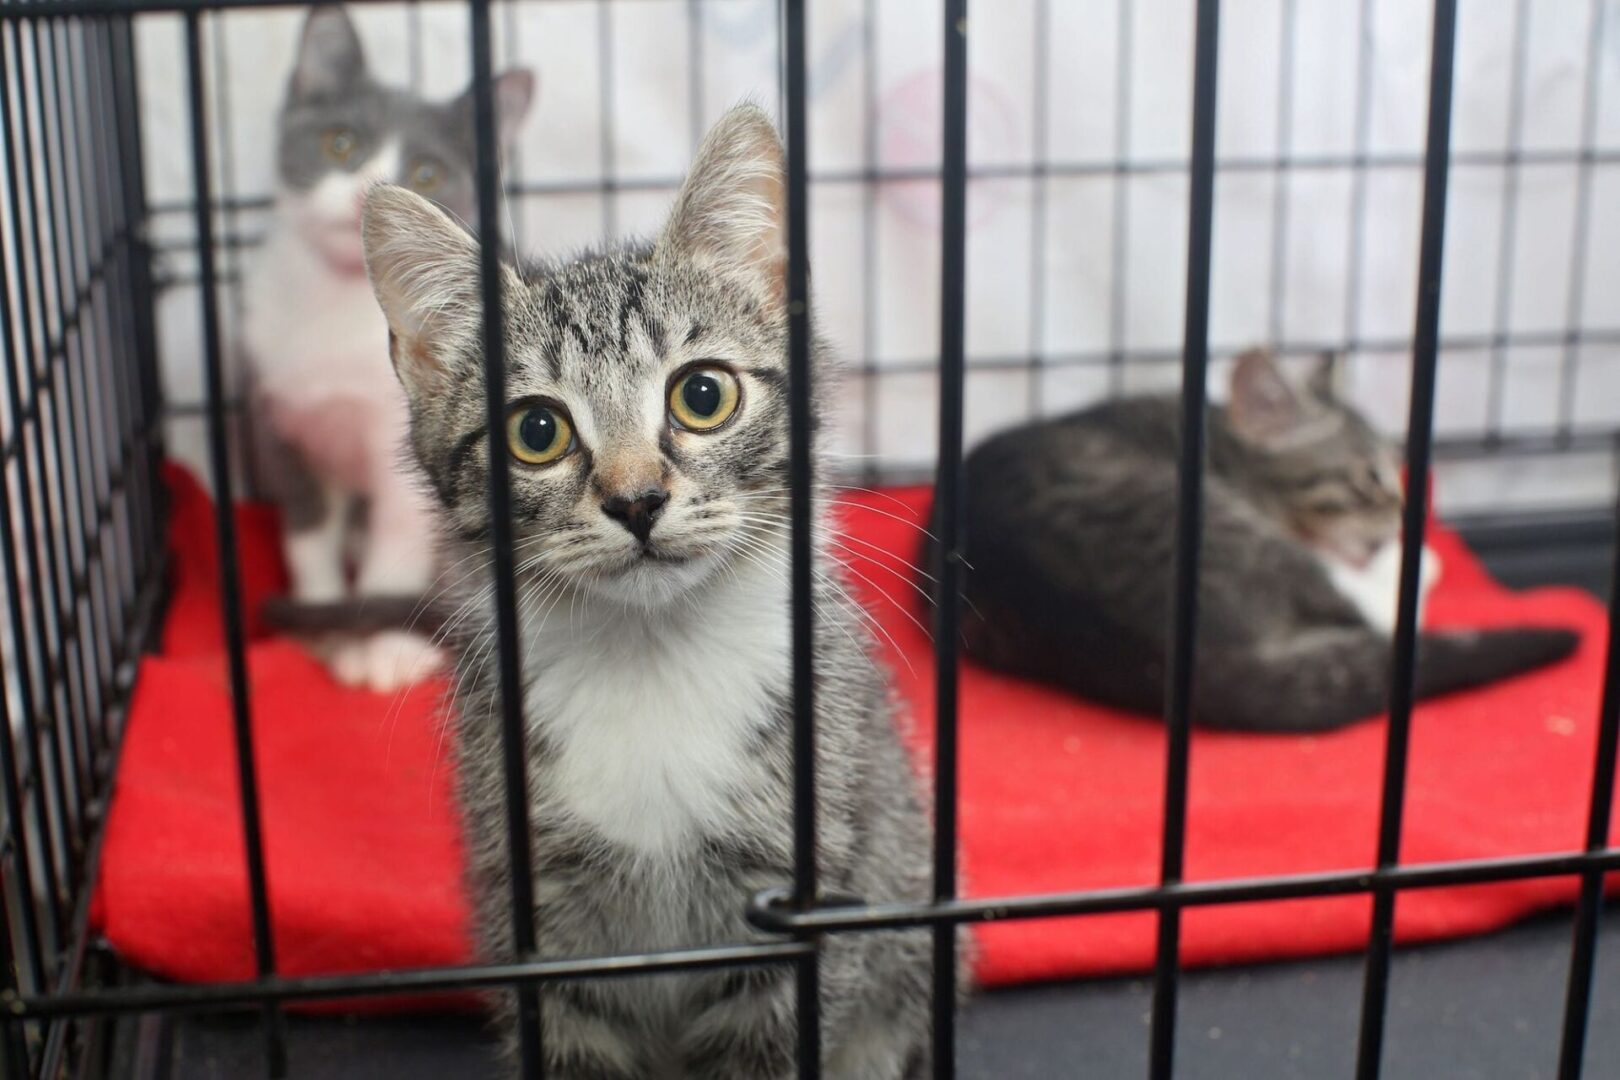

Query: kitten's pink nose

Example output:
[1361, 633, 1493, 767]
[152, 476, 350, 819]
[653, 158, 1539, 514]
[601, 489, 668, 544]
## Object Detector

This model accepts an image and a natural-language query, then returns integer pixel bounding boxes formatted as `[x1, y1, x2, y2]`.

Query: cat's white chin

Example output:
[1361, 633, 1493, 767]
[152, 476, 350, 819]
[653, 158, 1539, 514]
[578, 550, 723, 611]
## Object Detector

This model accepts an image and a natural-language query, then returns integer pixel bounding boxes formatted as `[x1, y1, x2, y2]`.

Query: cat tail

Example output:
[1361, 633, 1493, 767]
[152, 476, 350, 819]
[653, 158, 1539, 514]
[1412, 626, 1581, 701]
[1199, 625, 1579, 733]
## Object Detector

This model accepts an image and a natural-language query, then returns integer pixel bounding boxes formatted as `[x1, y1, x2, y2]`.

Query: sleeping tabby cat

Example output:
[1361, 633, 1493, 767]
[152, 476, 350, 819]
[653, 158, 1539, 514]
[930, 349, 1578, 732]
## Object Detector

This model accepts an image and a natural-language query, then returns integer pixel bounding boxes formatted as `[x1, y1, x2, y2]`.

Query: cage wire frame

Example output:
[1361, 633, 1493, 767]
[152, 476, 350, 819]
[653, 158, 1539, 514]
[144, 0, 1620, 483]
[0, 1, 1609, 1079]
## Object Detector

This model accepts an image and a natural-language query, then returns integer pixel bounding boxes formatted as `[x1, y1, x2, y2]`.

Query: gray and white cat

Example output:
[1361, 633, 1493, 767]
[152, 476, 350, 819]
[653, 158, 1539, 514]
[242, 5, 533, 690]
[360, 106, 939, 1076]
[938, 350, 1579, 732]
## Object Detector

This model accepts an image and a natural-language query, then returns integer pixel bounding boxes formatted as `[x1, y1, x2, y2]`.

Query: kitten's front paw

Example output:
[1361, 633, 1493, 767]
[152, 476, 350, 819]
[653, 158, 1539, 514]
[329, 631, 445, 693]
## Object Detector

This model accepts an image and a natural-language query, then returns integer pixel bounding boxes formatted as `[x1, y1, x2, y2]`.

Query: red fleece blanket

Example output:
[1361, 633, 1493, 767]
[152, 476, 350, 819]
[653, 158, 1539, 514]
[94, 465, 1612, 1003]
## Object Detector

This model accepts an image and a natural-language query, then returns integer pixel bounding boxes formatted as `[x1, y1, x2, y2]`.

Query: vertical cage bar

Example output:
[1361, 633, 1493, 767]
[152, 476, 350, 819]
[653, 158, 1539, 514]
[0, 14, 67, 961]
[50, 10, 115, 812]
[81, 13, 129, 748]
[468, 2, 543, 1075]
[1556, 0, 1619, 1020]
[1148, 1, 1220, 1077]
[209, 13, 254, 499]
[932, 3, 968, 1075]
[407, 0, 423, 93]
[1024, 0, 1048, 416]
[181, 14, 287, 1077]
[0, 873, 33, 1079]
[1556, 492, 1620, 1080]
[1266, 0, 1296, 344]
[1106, 0, 1132, 394]
[42, 17, 106, 802]
[0, 17, 82, 912]
[596, 0, 617, 241]
[0, 594, 43, 996]
[1483, 0, 1531, 441]
[1555, 0, 1606, 438]
[685, 0, 703, 151]
[30, 19, 94, 809]
[81, 15, 141, 625]
[781, 0, 820, 1074]
[501, 0, 527, 245]
[106, 12, 162, 581]
[1343, 0, 1375, 353]
[57, 18, 113, 731]
[859, 0, 878, 482]
[1352, 3, 1458, 1078]
[15, 18, 92, 844]
[72, 16, 118, 710]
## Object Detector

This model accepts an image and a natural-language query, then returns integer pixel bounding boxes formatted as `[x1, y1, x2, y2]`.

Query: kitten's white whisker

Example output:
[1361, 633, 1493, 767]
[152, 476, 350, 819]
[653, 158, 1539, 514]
[722, 532, 884, 675]
[734, 517, 935, 651]
[728, 525, 914, 675]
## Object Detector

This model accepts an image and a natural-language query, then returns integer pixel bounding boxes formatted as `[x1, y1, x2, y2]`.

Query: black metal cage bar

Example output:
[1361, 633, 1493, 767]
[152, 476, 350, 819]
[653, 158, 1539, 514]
[780, 0, 821, 1074]
[0, 1, 1612, 1078]
[0, 2, 168, 1075]
[930, 1, 967, 1075]
[181, 13, 287, 1075]
[1148, 1, 1220, 1075]
[468, 1, 544, 1075]
[1354, 3, 1458, 1076]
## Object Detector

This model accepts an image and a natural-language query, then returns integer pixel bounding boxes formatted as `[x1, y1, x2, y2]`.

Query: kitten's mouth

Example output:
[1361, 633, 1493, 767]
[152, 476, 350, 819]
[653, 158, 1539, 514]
[587, 544, 695, 576]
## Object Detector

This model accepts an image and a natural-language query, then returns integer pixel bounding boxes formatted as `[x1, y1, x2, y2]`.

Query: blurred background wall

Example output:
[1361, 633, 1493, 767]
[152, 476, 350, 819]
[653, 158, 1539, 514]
[135, 0, 1620, 518]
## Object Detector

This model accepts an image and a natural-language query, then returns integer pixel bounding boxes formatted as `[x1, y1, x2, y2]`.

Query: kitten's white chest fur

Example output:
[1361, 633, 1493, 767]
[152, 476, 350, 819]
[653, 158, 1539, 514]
[520, 557, 791, 855]
[1320, 540, 1442, 636]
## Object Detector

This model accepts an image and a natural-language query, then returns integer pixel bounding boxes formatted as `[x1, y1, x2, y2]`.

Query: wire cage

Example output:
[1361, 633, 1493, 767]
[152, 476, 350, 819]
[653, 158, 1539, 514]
[0, 0, 1614, 1078]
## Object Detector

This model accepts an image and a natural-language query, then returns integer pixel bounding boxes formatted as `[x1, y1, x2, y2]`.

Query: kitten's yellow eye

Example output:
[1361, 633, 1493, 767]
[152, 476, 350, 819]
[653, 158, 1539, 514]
[408, 159, 443, 193]
[506, 405, 574, 466]
[322, 128, 358, 166]
[669, 367, 740, 432]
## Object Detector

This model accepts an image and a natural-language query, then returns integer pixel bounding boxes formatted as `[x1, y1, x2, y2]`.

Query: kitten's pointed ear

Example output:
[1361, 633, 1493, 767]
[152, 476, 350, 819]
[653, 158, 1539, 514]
[289, 6, 366, 101]
[362, 185, 514, 400]
[454, 69, 537, 146]
[1229, 348, 1312, 445]
[656, 104, 787, 309]
[1308, 351, 1345, 401]
[494, 70, 536, 145]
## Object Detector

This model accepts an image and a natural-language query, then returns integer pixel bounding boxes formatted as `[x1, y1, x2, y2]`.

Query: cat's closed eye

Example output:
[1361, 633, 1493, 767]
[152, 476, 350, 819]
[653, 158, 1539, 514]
[321, 127, 359, 167]
[507, 403, 575, 466]
[668, 365, 740, 432]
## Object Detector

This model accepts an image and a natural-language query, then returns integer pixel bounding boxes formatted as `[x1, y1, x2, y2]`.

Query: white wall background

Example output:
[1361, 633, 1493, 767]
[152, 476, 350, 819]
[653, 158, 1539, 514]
[137, 0, 1620, 517]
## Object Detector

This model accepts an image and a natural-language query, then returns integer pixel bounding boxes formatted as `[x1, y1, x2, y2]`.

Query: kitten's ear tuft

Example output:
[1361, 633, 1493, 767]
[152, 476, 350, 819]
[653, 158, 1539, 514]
[1308, 351, 1345, 401]
[289, 6, 365, 101]
[656, 104, 786, 308]
[1229, 348, 1313, 446]
[362, 185, 505, 400]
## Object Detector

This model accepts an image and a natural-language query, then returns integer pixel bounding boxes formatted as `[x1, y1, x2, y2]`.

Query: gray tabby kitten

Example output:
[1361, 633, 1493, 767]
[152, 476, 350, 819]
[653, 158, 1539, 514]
[243, 5, 532, 690]
[361, 106, 938, 1077]
[937, 350, 1577, 732]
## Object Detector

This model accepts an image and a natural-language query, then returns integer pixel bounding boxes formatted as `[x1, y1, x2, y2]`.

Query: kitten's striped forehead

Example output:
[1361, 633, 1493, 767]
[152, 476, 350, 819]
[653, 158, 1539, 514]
[507, 251, 782, 398]
[512, 257, 654, 378]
